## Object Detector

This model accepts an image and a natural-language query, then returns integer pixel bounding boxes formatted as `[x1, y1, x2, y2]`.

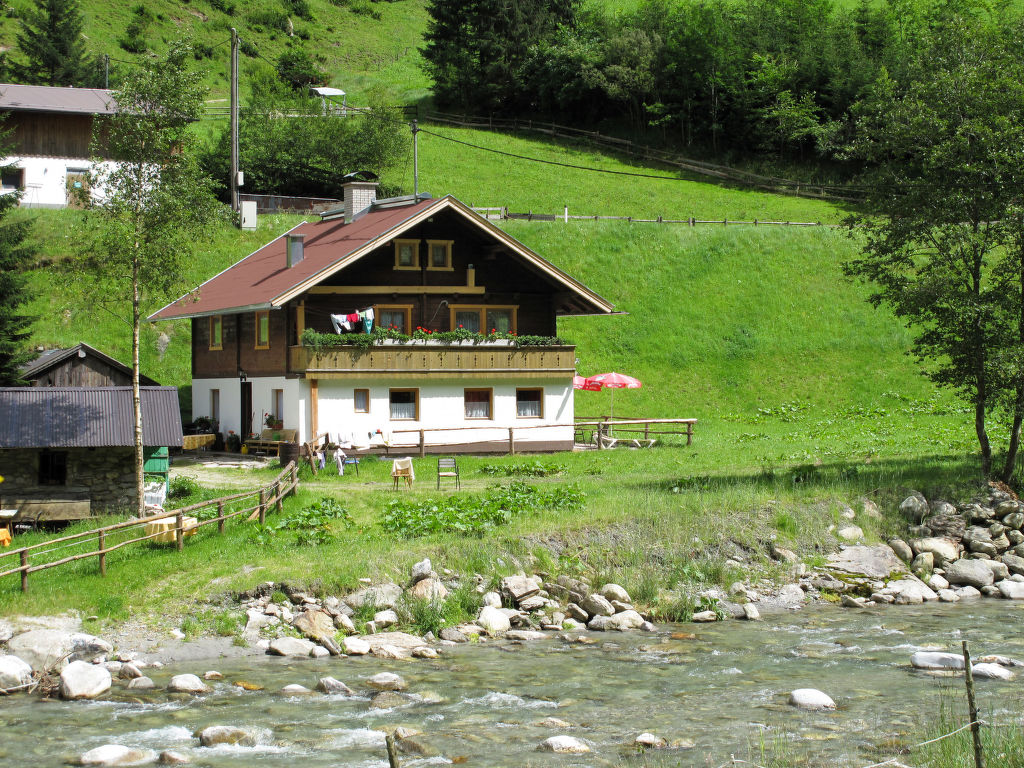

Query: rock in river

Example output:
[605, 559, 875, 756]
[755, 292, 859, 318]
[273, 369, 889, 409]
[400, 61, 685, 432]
[367, 672, 407, 691]
[477, 605, 511, 635]
[997, 580, 1024, 599]
[8, 629, 112, 672]
[538, 736, 590, 754]
[0, 654, 33, 690]
[60, 660, 111, 700]
[973, 663, 1014, 681]
[788, 689, 836, 711]
[79, 744, 157, 766]
[167, 674, 211, 694]
[945, 559, 995, 589]
[268, 637, 316, 657]
[196, 725, 256, 747]
[317, 676, 353, 695]
[911, 651, 964, 671]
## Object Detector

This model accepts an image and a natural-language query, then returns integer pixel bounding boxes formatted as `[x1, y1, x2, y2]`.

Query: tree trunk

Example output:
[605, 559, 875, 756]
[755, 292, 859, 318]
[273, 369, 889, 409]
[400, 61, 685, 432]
[133, 254, 145, 518]
[1003, 408, 1023, 483]
[976, 394, 992, 477]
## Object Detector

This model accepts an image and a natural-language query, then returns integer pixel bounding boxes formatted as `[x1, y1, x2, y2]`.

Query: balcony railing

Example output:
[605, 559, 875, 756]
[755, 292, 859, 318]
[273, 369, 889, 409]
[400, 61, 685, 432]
[289, 341, 576, 378]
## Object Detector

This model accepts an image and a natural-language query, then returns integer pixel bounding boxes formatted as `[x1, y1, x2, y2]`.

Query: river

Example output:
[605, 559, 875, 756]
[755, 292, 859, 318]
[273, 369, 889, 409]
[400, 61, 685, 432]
[3, 601, 1023, 767]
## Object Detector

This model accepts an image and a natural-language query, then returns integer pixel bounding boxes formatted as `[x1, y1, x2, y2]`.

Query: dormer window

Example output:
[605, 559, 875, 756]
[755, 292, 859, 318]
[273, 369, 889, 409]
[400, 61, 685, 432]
[394, 239, 420, 270]
[426, 240, 453, 270]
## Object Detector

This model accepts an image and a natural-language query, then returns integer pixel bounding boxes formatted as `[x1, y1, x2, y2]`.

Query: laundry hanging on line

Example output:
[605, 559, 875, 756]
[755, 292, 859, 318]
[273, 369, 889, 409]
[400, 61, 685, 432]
[330, 307, 374, 334]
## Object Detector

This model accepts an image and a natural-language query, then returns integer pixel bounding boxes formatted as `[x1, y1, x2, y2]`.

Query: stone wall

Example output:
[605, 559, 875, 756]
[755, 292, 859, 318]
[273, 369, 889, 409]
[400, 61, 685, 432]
[0, 447, 137, 513]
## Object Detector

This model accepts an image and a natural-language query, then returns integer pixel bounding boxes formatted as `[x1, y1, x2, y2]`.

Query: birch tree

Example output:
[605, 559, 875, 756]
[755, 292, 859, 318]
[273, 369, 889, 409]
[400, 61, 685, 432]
[76, 43, 220, 515]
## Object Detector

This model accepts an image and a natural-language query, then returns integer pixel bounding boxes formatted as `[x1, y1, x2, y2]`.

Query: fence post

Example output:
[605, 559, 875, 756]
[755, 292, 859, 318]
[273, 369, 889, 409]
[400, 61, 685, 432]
[508, 428, 516, 455]
[418, 430, 426, 458]
[259, 489, 267, 526]
[275, 482, 283, 513]
[175, 511, 184, 551]
[563, 205, 568, 223]
[687, 422, 693, 446]
[98, 530, 106, 576]
[291, 462, 297, 492]
[20, 550, 28, 592]
[217, 501, 225, 534]
[962, 641, 986, 768]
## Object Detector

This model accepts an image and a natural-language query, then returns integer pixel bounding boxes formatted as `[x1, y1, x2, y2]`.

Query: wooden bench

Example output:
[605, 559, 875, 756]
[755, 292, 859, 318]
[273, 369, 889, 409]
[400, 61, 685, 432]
[244, 429, 298, 456]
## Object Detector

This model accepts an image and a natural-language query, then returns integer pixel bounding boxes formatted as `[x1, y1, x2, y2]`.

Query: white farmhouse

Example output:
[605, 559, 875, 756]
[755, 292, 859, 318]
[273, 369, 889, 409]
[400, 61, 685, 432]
[150, 176, 616, 453]
[0, 83, 116, 208]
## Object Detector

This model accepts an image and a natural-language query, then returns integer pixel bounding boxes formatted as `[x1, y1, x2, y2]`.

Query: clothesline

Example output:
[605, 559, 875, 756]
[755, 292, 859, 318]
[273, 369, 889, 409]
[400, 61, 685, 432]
[330, 307, 374, 334]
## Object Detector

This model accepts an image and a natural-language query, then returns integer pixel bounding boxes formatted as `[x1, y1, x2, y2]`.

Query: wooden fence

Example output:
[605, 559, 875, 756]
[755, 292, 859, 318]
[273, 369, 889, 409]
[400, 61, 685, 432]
[471, 205, 830, 227]
[384, 418, 697, 456]
[0, 462, 299, 593]
[424, 110, 865, 202]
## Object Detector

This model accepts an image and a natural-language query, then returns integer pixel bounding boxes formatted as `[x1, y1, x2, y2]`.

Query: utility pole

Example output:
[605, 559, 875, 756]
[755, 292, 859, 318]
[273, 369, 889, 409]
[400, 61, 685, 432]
[230, 27, 240, 217]
[412, 119, 419, 200]
[103, 54, 109, 89]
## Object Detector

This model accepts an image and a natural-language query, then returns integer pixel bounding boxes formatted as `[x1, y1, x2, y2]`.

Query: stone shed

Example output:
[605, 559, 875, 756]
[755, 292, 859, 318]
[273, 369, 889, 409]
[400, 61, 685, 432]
[0, 387, 182, 521]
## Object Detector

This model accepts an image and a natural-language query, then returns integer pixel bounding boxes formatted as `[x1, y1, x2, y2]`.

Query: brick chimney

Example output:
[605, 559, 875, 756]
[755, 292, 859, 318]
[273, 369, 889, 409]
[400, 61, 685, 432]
[341, 171, 379, 223]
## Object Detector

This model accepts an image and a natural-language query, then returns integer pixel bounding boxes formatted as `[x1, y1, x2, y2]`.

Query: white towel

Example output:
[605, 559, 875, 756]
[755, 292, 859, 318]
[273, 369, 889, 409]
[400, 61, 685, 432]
[392, 457, 414, 480]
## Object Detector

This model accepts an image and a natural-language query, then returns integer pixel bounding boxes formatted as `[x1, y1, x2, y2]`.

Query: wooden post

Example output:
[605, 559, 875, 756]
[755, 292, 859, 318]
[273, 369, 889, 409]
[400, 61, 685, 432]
[418, 429, 425, 458]
[98, 530, 106, 576]
[20, 550, 28, 592]
[644, 423, 650, 441]
[687, 422, 693, 446]
[508, 427, 516, 455]
[596, 422, 604, 450]
[962, 641, 986, 768]
[385, 733, 401, 768]
[175, 511, 184, 551]
[310, 378, 319, 441]
[275, 482, 283, 513]
[259, 489, 267, 525]
[217, 501, 225, 534]
[291, 462, 297, 492]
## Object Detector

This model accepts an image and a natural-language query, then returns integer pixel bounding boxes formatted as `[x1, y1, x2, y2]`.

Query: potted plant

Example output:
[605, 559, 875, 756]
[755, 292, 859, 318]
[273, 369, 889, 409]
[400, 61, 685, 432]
[225, 430, 242, 452]
[265, 413, 283, 430]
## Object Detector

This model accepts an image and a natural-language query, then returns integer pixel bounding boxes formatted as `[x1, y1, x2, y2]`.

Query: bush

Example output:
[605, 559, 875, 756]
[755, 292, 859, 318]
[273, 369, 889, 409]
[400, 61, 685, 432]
[277, 496, 353, 546]
[276, 46, 325, 89]
[479, 460, 565, 477]
[168, 475, 200, 500]
[380, 481, 585, 538]
[209, 0, 235, 14]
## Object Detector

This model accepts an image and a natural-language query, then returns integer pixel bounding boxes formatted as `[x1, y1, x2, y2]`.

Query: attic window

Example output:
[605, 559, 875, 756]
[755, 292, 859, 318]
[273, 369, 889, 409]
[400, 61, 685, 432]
[255, 311, 270, 349]
[394, 239, 420, 270]
[426, 240, 453, 270]
[209, 315, 223, 350]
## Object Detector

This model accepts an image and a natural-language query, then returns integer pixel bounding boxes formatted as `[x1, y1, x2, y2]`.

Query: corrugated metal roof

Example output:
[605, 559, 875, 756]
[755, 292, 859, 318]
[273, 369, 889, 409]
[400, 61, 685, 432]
[0, 83, 117, 115]
[0, 387, 183, 448]
[21, 342, 160, 385]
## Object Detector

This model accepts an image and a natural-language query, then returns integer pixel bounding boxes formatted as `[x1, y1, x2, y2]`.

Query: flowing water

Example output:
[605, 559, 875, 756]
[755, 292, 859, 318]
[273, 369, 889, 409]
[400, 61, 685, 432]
[3, 602, 1024, 767]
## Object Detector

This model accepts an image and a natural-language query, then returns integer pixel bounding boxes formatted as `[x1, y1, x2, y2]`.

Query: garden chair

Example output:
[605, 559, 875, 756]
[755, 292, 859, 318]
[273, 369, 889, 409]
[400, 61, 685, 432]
[437, 457, 460, 490]
[391, 457, 414, 489]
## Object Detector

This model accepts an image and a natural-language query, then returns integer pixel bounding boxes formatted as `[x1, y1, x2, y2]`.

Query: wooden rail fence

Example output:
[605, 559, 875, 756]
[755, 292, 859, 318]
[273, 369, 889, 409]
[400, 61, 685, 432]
[472, 205, 830, 227]
[0, 462, 299, 593]
[424, 110, 865, 202]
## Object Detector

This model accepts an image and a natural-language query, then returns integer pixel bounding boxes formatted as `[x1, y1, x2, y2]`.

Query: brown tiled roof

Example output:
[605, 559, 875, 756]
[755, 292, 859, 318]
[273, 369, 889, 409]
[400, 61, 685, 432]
[0, 83, 117, 115]
[150, 195, 615, 321]
[0, 387, 183, 448]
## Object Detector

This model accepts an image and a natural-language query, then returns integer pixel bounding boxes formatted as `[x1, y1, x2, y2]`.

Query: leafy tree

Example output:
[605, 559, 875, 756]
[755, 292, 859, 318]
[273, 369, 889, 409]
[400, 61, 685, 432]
[202, 67, 405, 199]
[0, 125, 35, 386]
[276, 46, 325, 90]
[842, 19, 1024, 480]
[13, 0, 100, 87]
[73, 43, 222, 514]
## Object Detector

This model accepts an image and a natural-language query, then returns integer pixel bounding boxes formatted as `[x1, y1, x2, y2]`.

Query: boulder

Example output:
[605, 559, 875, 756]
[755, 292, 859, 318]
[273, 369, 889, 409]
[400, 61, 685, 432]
[779, 584, 806, 603]
[911, 651, 964, 670]
[827, 545, 908, 580]
[910, 538, 960, 565]
[770, 545, 799, 563]
[409, 578, 448, 601]
[268, 637, 316, 657]
[60, 660, 111, 700]
[334, 614, 356, 634]
[370, 690, 410, 709]
[0, 619, 13, 644]
[635, 733, 667, 748]
[501, 575, 540, 603]
[281, 683, 313, 695]
[900, 493, 929, 521]
[606, 610, 645, 631]
[481, 591, 502, 608]
[7, 629, 112, 673]
[982, 560, 1010, 582]
[566, 603, 589, 622]
[439, 627, 468, 643]
[373, 609, 399, 629]
[204, 671, 223, 681]
[788, 689, 836, 711]
[167, 674, 210, 694]
[292, 610, 336, 642]
[978, 654, 1024, 667]
[973, 663, 1014, 681]
[580, 594, 614, 618]
[885, 579, 938, 604]
[692, 610, 718, 622]
[364, 632, 426, 652]
[373, 644, 411, 660]
[412, 646, 439, 659]
[79, 745, 157, 766]
[538, 736, 590, 754]
[195, 725, 255, 747]
[889, 539, 914, 564]
[956, 585, 983, 599]
[157, 751, 188, 765]
[837, 525, 864, 542]
[742, 604, 761, 621]
[599, 583, 631, 603]
[344, 582, 402, 610]
[127, 676, 155, 690]
[928, 574, 950, 591]
[506, 629, 547, 641]
[937, 589, 959, 602]
[945, 559, 995, 589]
[1002, 553, 1024, 576]
[911, 552, 934, 576]
[317, 676, 353, 695]
[477, 606, 511, 635]
[366, 672, 407, 691]
[410, 557, 433, 583]
[342, 636, 370, 655]
[1003, 512, 1024, 530]
[0, 654, 33, 690]
[997, 580, 1024, 600]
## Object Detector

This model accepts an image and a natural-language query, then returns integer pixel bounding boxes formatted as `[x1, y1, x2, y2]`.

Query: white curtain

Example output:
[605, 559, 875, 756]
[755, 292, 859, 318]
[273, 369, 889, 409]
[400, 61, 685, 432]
[391, 400, 416, 420]
[517, 399, 541, 417]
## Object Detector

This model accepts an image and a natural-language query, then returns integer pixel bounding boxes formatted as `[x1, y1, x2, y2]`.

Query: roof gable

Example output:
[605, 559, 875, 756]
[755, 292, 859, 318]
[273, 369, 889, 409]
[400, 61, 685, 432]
[22, 342, 159, 385]
[150, 195, 614, 320]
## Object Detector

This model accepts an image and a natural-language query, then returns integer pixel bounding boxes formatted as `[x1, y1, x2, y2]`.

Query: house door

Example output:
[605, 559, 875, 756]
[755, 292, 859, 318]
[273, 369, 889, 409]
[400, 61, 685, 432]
[240, 381, 253, 437]
[65, 169, 90, 208]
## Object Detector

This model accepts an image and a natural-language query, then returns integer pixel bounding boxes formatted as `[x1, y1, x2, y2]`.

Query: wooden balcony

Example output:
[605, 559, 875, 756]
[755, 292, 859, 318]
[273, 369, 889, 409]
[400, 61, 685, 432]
[289, 342, 576, 379]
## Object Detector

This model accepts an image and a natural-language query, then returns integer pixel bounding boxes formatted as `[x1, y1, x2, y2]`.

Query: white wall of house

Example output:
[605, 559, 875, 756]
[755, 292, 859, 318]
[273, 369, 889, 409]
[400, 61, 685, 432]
[314, 377, 574, 449]
[0, 156, 114, 208]
[191, 376, 306, 438]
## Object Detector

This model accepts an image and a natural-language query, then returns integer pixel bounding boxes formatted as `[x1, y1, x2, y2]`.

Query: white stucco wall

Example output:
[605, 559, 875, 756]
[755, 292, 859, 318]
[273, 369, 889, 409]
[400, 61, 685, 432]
[315, 377, 574, 449]
[191, 376, 305, 438]
[1, 156, 114, 208]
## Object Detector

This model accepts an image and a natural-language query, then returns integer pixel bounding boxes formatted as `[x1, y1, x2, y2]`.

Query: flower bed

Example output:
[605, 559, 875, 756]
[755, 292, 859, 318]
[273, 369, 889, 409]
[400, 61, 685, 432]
[300, 326, 568, 352]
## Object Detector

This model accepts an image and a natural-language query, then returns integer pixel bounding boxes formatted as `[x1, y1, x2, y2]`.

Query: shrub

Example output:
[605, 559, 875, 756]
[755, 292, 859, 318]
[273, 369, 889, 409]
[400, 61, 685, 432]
[479, 460, 565, 477]
[209, 0, 235, 14]
[168, 475, 200, 500]
[649, 593, 694, 623]
[277, 496, 353, 546]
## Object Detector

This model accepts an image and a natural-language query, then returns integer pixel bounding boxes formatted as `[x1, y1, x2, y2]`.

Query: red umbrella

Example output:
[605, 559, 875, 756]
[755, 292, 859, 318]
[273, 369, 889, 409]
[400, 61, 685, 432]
[585, 372, 642, 420]
[573, 374, 602, 391]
